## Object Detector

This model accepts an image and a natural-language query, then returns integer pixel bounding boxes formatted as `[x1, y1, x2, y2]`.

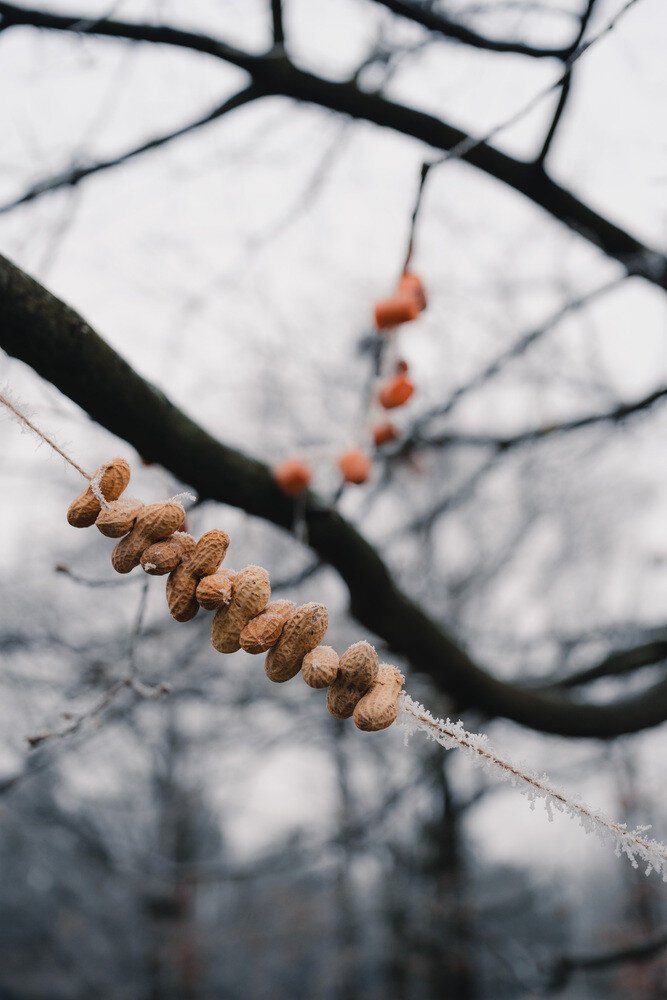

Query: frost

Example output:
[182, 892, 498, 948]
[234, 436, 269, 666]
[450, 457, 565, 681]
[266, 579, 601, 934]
[170, 491, 197, 507]
[89, 467, 110, 509]
[399, 694, 667, 881]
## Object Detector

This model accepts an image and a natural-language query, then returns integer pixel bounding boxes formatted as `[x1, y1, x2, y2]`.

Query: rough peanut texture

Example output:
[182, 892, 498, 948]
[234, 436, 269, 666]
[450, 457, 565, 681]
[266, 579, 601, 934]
[353, 664, 405, 731]
[301, 645, 339, 689]
[240, 600, 295, 654]
[67, 458, 130, 527]
[265, 603, 329, 683]
[141, 533, 196, 575]
[327, 641, 379, 719]
[196, 569, 236, 611]
[167, 529, 230, 622]
[96, 497, 144, 538]
[211, 565, 270, 654]
[111, 502, 184, 574]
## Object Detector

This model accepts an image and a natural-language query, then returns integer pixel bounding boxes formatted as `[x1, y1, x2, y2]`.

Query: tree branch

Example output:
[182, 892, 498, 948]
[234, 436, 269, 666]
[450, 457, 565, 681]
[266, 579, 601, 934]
[547, 640, 667, 691]
[406, 274, 627, 443]
[535, 0, 597, 165]
[0, 2, 664, 288]
[0, 85, 260, 215]
[546, 928, 667, 992]
[270, 0, 284, 48]
[420, 384, 667, 452]
[367, 0, 569, 58]
[1, 253, 666, 738]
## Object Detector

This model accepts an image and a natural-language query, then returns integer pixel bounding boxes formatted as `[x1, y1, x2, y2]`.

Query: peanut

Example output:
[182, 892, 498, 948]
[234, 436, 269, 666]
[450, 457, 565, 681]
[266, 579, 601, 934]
[196, 569, 236, 611]
[111, 502, 184, 574]
[338, 450, 371, 485]
[211, 565, 270, 653]
[265, 603, 328, 683]
[326, 641, 379, 719]
[301, 645, 339, 689]
[67, 458, 130, 527]
[240, 600, 295, 654]
[166, 529, 230, 622]
[141, 533, 196, 575]
[352, 664, 404, 731]
[96, 497, 144, 538]
[274, 458, 311, 496]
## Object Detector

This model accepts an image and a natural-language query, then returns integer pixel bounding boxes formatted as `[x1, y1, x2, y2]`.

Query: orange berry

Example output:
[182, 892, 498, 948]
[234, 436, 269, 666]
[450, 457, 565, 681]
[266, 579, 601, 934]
[378, 375, 415, 409]
[274, 458, 311, 496]
[374, 295, 420, 330]
[338, 450, 372, 485]
[373, 422, 399, 446]
[397, 271, 427, 311]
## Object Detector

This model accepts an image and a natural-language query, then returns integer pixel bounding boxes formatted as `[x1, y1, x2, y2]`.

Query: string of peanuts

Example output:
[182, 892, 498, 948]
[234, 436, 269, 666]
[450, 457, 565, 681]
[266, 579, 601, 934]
[65, 457, 667, 880]
[67, 457, 406, 733]
[2, 387, 666, 879]
[273, 270, 425, 495]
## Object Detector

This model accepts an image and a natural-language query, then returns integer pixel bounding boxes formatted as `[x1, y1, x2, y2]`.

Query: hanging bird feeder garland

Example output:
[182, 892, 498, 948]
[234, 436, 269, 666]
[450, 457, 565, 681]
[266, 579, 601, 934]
[67, 457, 406, 733]
[274, 271, 426, 494]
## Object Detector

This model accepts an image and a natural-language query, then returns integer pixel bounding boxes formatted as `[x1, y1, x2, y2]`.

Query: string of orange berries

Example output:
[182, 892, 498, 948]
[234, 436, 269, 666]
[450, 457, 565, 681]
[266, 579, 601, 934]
[274, 270, 426, 495]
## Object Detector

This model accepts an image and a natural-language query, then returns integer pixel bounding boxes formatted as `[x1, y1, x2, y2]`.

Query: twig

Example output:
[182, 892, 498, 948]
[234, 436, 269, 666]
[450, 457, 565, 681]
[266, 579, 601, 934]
[402, 0, 645, 269]
[55, 563, 141, 587]
[26, 577, 167, 748]
[535, 0, 597, 166]
[544, 928, 667, 992]
[270, 0, 284, 48]
[0, 85, 260, 215]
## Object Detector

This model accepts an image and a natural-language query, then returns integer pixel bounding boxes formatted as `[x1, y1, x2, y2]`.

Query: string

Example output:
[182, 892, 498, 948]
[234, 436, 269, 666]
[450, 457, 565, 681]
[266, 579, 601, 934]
[0, 389, 91, 480]
[400, 695, 667, 881]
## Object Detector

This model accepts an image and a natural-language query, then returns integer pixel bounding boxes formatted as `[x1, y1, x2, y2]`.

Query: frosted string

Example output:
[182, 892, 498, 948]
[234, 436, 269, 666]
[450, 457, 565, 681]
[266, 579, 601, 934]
[0, 388, 91, 480]
[399, 694, 667, 881]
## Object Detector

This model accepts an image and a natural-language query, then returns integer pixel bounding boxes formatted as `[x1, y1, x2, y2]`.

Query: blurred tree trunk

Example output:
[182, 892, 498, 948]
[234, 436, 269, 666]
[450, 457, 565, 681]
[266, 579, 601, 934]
[422, 751, 476, 1000]
[614, 749, 665, 1000]
[332, 724, 362, 1000]
[146, 711, 201, 1000]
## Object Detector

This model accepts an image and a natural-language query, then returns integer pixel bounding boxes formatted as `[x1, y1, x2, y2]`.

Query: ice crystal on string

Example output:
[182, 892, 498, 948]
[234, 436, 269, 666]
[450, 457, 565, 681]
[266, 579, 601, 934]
[399, 694, 667, 881]
[170, 491, 197, 507]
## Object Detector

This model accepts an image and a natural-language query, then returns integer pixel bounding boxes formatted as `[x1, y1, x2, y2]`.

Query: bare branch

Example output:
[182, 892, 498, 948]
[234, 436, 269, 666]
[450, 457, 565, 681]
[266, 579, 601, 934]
[0, 85, 260, 215]
[367, 0, 570, 58]
[546, 640, 667, 691]
[270, 0, 284, 48]
[420, 384, 667, 453]
[545, 928, 667, 992]
[535, 0, 597, 165]
[0, 2, 663, 287]
[407, 275, 627, 444]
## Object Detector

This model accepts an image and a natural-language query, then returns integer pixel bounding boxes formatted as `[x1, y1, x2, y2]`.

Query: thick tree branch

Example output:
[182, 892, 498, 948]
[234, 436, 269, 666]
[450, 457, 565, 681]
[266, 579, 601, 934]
[1, 253, 666, 738]
[0, 2, 665, 288]
[367, 0, 569, 58]
[0, 85, 260, 215]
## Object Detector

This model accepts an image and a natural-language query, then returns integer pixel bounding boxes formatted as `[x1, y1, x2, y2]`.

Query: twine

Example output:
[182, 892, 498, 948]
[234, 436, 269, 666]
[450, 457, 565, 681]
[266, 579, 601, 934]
[0, 389, 91, 480]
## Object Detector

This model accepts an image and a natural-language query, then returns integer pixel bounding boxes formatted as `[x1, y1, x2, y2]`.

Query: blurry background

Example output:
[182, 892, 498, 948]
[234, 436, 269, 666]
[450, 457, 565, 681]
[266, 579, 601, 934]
[0, 0, 666, 997]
